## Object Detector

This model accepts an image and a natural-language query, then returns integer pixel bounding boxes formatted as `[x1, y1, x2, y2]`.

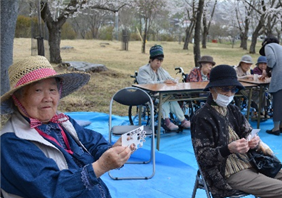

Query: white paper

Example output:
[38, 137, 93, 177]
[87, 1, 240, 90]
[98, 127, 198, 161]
[121, 126, 146, 149]
[247, 129, 260, 141]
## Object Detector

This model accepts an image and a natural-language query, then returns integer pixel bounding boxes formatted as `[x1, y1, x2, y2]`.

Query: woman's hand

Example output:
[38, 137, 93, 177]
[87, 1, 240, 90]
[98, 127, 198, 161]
[92, 146, 132, 178]
[228, 138, 250, 154]
[248, 135, 260, 149]
[164, 79, 176, 84]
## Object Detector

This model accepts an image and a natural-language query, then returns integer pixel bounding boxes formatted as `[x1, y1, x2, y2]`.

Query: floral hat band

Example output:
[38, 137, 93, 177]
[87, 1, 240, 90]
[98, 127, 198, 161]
[1, 56, 90, 114]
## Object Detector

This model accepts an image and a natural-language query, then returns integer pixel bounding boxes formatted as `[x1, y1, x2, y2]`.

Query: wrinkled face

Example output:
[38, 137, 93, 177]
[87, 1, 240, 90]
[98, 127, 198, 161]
[201, 63, 213, 75]
[150, 58, 163, 71]
[16, 78, 60, 123]
[241, 62, 252, 73]
[258, 63, 267, 71]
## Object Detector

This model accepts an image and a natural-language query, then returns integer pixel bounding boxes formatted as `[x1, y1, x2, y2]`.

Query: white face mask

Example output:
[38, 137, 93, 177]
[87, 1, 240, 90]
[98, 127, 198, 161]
[213, 93, 234, 107]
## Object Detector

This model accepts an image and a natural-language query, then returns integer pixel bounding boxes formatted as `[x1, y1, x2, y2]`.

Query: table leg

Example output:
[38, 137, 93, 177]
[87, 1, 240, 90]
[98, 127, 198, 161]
[157, 93, 163, 150]
[257, 85, 264, 129]
[246, 88, 253, 121]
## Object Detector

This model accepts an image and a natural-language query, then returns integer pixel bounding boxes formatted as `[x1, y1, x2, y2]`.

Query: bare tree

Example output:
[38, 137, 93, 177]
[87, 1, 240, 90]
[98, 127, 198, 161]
[35, 0, 128, 63]
[202, 0, 217, 48]
[194, 0, 205, 67]
[1, 0, 19, 96]
[134, 0, 166, 53]
[182, 0, 197, 50]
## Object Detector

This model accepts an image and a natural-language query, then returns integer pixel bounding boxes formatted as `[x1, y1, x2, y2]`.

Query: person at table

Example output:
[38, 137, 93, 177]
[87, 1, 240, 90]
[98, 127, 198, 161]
[191, 64, 282, 198]
[186, 55, 215, 82]
[234, 55, 254, 79]
[259, 35, 282, 136]
[1, 56, 134, 198]
[234, 55, 265, 119]
[253, 56, 268, 76]
[136, 44, 190, 131]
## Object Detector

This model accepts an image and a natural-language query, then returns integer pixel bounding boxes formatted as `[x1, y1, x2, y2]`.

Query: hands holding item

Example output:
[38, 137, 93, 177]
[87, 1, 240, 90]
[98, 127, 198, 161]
[228, 135, 260, 154]
[93, 137, 135, 178]
[259, 70, 267, 80]
[228, 138, 250, 154]
[248, 135, 260, 149]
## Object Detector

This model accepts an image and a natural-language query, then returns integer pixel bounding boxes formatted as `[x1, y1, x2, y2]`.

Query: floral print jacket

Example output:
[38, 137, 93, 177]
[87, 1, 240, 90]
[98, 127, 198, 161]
[191, 95, 252, 198]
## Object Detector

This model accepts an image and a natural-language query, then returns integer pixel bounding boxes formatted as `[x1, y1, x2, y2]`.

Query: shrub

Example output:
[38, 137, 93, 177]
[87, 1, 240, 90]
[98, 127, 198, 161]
[15, 15, 31, 38]
[61, 22, 77, 39]
[98, 26, 114, 40]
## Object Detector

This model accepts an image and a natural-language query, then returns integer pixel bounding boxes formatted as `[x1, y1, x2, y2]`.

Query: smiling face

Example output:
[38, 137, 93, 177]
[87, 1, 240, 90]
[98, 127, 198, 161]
[16, 78, 60, 123]
[240, 62, 252, 73]
[258, 63, 267, 71]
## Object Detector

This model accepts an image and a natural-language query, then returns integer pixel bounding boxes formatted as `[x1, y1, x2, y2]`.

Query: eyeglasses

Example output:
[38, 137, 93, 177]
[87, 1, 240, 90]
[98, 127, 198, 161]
[217, 86, 239, 93]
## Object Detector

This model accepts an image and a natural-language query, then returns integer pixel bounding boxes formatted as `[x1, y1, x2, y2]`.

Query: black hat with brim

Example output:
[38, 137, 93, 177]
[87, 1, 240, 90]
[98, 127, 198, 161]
[204, 64, 245, 91]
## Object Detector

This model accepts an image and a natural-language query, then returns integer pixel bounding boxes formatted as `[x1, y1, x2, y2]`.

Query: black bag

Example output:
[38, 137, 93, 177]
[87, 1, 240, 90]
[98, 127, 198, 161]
[248, 149, 282, 178]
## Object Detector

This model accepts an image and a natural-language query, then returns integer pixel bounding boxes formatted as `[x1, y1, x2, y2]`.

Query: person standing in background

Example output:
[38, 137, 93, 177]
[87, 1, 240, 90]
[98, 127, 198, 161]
[259, 36, 282, 136]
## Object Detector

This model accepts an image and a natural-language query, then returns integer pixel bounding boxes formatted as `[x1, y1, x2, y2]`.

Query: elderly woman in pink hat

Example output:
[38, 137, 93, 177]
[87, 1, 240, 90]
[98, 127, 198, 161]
[1, 56, 134, 198]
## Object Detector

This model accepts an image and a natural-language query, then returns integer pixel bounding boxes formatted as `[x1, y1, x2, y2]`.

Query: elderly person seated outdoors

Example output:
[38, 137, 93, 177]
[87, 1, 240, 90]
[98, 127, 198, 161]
[234, 55, 265, 119]
[1, 56, 134, 198]
[186, 55, 215, 82]
[253, 56, 268, 76]
[136, 45, 190, 131]
[191, 65, 282, 198]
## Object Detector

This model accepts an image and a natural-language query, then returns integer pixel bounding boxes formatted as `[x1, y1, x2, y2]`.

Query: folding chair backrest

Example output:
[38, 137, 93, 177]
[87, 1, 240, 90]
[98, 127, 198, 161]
[113, 88, 150, 106]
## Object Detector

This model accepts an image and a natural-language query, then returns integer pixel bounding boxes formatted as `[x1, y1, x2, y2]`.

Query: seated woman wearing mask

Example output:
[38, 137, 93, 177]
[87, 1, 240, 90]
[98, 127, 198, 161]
[191, 65, 282, 198]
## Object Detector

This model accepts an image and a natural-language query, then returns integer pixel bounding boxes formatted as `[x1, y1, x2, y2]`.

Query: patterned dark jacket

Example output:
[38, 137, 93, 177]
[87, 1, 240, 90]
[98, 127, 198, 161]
[191, 95, 252, 198]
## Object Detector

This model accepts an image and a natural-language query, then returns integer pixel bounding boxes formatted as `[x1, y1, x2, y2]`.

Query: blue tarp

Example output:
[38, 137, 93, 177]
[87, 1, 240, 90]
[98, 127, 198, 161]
[66, 112, 281, 198]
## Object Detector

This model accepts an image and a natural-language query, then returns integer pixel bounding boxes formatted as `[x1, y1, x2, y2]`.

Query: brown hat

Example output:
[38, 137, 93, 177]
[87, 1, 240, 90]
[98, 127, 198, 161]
[198, 55, 216, 66]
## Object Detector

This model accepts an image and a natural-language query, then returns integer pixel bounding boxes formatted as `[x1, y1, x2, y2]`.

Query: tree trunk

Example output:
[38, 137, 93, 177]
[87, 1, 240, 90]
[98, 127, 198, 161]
[202, 13, 207, 48]
[249, 15, 264, 54]
[142, 18, 148, 54]
[183, 21, 195, 50]
[193, 0, 205, 67]
[1, 0, 19, 96]
[48, 24, 63, 63]
[41, 2, 66, 63]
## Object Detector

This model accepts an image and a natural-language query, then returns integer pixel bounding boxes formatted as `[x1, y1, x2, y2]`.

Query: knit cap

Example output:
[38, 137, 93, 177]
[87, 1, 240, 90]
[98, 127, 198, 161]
[150, 45, 164, 59]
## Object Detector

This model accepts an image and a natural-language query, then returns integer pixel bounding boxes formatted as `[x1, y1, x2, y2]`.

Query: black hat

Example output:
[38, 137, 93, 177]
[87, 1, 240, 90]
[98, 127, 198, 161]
[204, 64, 244, 91]
[259, 36, 279, 56]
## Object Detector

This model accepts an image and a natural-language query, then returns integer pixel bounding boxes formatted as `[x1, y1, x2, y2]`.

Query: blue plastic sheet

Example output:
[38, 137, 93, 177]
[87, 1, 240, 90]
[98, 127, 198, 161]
[66, 112, 281, 198]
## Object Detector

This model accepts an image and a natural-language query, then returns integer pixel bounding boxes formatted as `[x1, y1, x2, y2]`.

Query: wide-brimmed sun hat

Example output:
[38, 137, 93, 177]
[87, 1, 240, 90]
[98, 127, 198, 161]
[204, 64, 244, 91]
[198, 55, 216, 66]
[1, 56, 90, 114]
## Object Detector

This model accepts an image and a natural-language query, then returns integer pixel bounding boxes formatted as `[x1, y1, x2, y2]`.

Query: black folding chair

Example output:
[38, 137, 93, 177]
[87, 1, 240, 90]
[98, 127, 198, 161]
[108, 87, 155, 180]
[191, 167, 258, 198]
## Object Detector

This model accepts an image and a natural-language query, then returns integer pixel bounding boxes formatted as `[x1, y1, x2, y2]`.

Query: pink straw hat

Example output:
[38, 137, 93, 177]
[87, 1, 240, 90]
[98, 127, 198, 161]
[1, 56, 90, 114]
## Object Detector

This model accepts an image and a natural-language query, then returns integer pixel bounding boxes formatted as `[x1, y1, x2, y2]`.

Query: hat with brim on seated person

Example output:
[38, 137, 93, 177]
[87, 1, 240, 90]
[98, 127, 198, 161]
[198, 55, 216, 66]
[1, 55, 90, 114]
[204, 64, 245, 91]
[239, 55, 253, 65]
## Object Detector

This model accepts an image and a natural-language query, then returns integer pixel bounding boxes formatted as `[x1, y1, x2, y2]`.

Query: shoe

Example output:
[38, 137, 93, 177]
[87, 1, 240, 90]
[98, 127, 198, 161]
[181, 120, 191, 129]
[166, 122, 179, 131]
[266, 129, 280, 136]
